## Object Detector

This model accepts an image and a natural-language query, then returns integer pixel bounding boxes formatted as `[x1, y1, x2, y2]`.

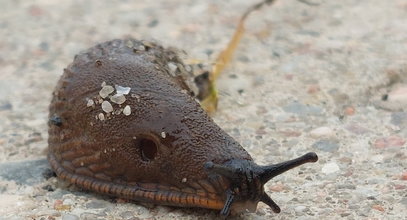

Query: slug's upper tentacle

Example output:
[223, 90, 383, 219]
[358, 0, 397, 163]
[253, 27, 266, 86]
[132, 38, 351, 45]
[205, 152, 318, 215]
[258, 152, 318, 184]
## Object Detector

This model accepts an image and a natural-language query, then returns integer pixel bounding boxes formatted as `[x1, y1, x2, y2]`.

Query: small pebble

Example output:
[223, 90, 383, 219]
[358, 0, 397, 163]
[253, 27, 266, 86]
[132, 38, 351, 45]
[400, 198, 407, 207]
[312, 139, 339, 152]
[374, 135, 406, 148]
[371, 155, 384, 163]
[336, 184, 356, 190]
[123, 105, 131, 116]
[310, 127, 334, 138]
[279, 130, 301, 137]
[340, 213, 351, 217]
[345, 124, 370, 135]
[99, 85, 114, 98]
[318, 208, 334, 215]
[80, 212, 106, 219]
[307, 84, 320, 94]
[0, 159, 50, 185]
[348, 205, 360, 210]
[54, 200, 71, 211]
[321, 162, 340, 174]
[388, 85, 407, 103]
[110, 94, 126, 104]
[101, 101, 113, 113]
[255, 207, 267, 216]
[269, 183, 285, 192]
[0, 101, 12, 110]
[85, 199, 111, 209]
[282, 101, 323, 116]
[372, 204, 385, 212]
[391, 112, 407, 127]
[344, 106, 355, 115]
[394, 184, 406, 190]
[62, 214, 79, 220]
[119, 211, 135, 219]
[115, 85, 131, 95]
[294, 205, 307, 214]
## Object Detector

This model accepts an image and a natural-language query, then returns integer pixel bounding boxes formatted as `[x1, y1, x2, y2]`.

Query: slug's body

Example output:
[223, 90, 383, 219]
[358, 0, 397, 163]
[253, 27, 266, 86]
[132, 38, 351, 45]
[48, 39, 317, 215]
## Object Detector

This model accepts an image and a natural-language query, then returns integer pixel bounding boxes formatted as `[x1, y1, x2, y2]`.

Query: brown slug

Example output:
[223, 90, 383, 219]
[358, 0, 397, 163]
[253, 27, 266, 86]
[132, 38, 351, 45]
[48, 38, 318, 216]
[48, 0, 319, 216]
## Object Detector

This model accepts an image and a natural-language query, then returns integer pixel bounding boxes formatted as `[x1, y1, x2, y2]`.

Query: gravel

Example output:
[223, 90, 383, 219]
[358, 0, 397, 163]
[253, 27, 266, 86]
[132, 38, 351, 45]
[0, 0, 406, 219]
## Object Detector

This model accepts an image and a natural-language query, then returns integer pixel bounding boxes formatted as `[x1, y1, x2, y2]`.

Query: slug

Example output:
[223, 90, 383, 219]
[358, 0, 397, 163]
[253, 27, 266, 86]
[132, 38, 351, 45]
[48, 38, 318, 216]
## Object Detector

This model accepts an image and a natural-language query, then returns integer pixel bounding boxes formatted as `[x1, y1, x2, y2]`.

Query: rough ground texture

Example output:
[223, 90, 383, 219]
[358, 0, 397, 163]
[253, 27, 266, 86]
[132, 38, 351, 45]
[1, 0, 406, 219]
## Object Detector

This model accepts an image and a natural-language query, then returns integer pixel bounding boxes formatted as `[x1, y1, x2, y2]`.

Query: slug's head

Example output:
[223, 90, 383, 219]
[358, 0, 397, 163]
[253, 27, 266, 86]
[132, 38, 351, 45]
[204, 152, 318, 215]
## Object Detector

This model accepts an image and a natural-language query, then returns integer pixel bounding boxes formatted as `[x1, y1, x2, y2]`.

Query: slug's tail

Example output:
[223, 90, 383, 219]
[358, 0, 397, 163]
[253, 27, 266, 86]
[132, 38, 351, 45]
[205, 152, 318, 215]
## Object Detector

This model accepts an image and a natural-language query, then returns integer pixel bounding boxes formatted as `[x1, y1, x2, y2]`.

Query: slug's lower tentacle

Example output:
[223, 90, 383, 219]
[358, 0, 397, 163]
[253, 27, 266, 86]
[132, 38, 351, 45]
[260, 193, 281, 213]
[220, 190, 235, 216]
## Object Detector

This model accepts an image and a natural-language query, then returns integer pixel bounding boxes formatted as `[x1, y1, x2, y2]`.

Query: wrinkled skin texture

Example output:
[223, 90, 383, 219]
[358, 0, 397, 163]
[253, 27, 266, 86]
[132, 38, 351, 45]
[48, 39, 253, 212]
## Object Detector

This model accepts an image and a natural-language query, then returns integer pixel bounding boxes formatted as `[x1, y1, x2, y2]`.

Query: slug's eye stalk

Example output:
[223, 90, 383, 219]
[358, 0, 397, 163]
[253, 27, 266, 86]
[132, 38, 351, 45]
[204, 152, 318, 216]
[258, 152, 318, 184]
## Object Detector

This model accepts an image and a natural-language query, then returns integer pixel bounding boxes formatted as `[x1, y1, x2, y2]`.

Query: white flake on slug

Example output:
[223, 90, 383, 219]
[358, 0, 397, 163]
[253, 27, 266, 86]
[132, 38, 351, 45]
[99, 85, 114, 98]
[86, 99, 95, 107]
[125, 40, 134, 48]
[101, 101, 113, 113]
[123, 105, 131, 116]
[161, 131, 166, 138]
[80, 162, 84, 166]
[167, 62, 177, 76]
[137, 45, 145, 51]
[101, 81, 106, 87]
[114, 108, 122, 115]
[110, 94, 126, 104]
[103, 149, 107, 153]
[115, 85, 131, 95]
[185, 65, 192, 72]
[182, 178, 187, 183]
[98, 113, 105, 121]
[97, 97, 103, 104]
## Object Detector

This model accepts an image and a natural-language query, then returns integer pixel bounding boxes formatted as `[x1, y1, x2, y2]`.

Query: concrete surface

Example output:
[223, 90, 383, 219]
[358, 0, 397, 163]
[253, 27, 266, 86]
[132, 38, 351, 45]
[0, 0, 406, 219]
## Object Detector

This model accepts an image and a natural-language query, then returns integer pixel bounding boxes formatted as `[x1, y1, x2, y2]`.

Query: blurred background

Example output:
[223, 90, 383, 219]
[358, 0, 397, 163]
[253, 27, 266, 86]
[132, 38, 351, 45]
[0, 0, 406, 219]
